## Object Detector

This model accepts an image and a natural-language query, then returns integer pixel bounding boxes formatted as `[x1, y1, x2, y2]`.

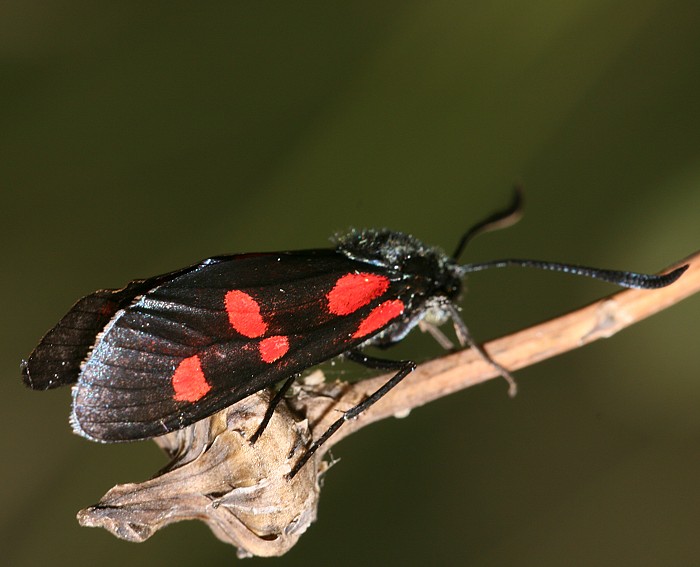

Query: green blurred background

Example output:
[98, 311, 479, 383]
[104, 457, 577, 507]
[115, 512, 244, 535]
[3, 2, 699, 566]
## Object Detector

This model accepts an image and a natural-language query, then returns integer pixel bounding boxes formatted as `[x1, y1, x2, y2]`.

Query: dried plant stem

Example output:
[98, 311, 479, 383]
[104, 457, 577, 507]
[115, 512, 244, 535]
[305, 252, 700, 455]
[79, 252, 698, 557]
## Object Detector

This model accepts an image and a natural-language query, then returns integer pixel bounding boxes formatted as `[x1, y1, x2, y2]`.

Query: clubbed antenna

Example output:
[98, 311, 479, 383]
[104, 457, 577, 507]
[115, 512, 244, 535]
[452, 186, 523, 260]
[460, 259, 688, 289]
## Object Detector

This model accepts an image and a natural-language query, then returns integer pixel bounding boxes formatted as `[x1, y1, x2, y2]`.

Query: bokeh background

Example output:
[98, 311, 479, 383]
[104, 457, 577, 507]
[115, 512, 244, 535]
[3, 2, 699, 566]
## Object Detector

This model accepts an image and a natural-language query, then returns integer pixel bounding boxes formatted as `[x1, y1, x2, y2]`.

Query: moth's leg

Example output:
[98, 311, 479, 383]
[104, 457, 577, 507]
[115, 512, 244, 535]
[418, 320, 455, 350]
[446, 302, 517, 397]
[250, 374, 298, 444]
[288, 351, 415, 479]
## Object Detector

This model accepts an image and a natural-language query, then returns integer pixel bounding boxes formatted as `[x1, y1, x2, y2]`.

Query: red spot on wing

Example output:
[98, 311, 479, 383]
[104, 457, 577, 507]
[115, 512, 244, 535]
[353, 299, 405, 338]
[225, 290, 267, 338]
[327, 273, 390, 315]
[172, 355, 211, 402]
[259, 335, 289, 363]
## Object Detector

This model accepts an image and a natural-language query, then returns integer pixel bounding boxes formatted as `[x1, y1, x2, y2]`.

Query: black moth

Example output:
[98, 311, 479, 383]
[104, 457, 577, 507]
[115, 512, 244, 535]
[22, 192, 686, 477]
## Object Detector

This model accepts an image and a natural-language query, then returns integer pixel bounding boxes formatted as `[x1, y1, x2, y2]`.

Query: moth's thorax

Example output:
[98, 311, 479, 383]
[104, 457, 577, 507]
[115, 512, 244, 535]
[335, 228, 463, 348]
[335, 228, 463, 300]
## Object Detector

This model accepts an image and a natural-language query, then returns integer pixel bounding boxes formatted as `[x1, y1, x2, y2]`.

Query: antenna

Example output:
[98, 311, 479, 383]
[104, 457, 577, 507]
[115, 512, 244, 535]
[452, 187, 523, 260]
[460, 259, 688, 289]
[454, 187, 687, 289]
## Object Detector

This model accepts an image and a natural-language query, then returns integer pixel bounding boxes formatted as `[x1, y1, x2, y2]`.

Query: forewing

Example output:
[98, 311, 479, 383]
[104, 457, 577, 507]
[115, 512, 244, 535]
[71, 250, 410, 441]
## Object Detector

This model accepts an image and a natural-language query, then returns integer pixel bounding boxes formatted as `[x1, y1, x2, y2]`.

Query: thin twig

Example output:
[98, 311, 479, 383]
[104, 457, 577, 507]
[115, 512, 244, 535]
[302, 252, 699, 455]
